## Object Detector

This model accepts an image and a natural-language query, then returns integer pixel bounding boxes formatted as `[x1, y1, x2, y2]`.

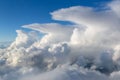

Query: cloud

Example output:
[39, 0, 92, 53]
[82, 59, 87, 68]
[0, 0, 120, 80]
[22, 65, 109, 80]
[9, 30, 38, 49]
[22, 23, 74, 46]
[109, 0, 120, 17]
[0, 41, 11, 49]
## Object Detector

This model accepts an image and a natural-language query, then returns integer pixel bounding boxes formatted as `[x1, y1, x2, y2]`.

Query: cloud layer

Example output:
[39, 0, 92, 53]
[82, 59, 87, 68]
[0, 0, 120, 80]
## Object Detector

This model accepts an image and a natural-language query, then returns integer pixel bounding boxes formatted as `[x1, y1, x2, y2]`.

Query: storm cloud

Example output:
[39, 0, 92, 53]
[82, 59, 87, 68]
[0, 0, 120, 80]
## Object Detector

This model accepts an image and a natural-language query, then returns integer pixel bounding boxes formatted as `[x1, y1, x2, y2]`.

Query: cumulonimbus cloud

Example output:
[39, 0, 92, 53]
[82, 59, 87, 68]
[0, 0, 120, 80]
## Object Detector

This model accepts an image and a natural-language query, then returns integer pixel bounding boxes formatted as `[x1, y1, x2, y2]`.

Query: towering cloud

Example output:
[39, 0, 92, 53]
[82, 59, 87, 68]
[0, 0, 120, 80]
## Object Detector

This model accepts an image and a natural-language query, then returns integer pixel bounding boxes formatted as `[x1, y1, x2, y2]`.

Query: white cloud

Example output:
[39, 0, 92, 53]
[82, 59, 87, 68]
[23, 23, 74, 47]
[109, 0, 120, 17]
[9, 30, 37, 49]
[0, 0, 120, 80]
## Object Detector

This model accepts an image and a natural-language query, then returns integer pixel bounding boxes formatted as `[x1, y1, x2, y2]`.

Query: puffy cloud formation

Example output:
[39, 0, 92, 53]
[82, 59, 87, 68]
[0, 0, 120, 80]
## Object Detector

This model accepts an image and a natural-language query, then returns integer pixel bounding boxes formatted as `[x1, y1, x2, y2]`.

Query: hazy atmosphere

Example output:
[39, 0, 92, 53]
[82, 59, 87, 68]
[0, 0, 120, 80]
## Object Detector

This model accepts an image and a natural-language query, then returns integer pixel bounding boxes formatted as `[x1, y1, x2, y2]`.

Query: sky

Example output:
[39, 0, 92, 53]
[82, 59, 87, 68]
[1, 0, 120, 80]
[0, 0, 112, 42]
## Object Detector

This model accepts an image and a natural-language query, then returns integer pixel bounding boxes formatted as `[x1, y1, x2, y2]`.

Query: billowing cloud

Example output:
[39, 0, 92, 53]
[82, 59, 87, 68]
[23, 23, 74, 47]
[0, 0, 120, 80]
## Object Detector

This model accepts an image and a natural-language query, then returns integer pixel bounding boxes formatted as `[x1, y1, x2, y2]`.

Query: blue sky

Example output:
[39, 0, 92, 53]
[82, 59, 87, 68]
[0, 0, 112, 42]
